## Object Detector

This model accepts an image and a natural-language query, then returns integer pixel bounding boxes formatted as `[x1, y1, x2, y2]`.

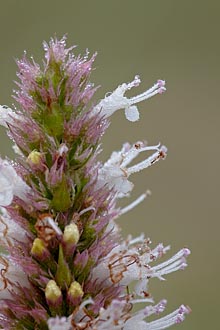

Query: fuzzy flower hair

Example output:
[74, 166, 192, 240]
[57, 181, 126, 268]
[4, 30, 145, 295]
[0, 36, 190, 330]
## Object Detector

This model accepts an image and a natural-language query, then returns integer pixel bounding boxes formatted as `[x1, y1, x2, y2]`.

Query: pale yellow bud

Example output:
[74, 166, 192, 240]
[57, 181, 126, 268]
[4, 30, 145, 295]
[63, 223, 80, 245]
[31, 238, 46, 257]
[45, 280, 62, 303]
[27, 150, 42, 165]
[68, 281, 84, 299]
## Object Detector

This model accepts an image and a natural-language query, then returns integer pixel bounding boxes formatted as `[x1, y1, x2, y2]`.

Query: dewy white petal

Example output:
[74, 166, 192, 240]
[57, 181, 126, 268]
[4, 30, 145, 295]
[94, 299, 128, 330]
[92, 76, 166, 121]
[134, 278, 149, 297]
[0, 160, 30, 206]
[97, 165, 133, 197]
[103, 142, 131, 168]
[0, 105, 19, 128]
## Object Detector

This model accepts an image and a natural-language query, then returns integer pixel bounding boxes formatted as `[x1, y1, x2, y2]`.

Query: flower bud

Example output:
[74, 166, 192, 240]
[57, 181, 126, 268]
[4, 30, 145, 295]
[63, 223, 80, 245]
[26, 150, 46, 172]
[62, 223, 80, 258]
[27, 150, 42, 165]
[45, 280, 63, 316]
[67, 281, 84, 312]
[31, 238, 56, 273]
[31, 238, 50, 259]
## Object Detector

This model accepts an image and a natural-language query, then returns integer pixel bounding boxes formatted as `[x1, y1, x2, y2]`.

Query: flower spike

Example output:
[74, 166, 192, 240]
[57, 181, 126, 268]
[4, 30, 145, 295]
[0, 36, 190, 330]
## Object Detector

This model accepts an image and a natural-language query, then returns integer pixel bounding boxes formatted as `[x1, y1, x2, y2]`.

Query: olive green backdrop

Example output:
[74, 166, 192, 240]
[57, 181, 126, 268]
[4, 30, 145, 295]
[0, 1, 219, 329]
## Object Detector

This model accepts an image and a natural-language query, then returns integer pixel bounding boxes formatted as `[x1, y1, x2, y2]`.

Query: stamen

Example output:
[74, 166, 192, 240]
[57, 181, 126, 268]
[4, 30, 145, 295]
[142, 300, 167, 318]
[131, 297, 154, 304]
[154, 259, 187, 279]
[151, 248, 190, 278]
[127, 234, 145, 245]
[127, 146, 167, 175]
[79, 206, 96, 216]
[152, 249, 190, 272]
[119, 191, 151, 216]
[121, 143, 160, 168]
[147, 304, 190, 330]
[79, 298, 94, 311]
[151, 244, 170, 259]
[129, 80, 166, 105]
[45, 216, 62, 236]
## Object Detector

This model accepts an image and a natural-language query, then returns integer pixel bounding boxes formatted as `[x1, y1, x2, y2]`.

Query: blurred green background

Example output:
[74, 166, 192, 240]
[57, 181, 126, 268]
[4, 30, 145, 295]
[0, 0, 219, 329]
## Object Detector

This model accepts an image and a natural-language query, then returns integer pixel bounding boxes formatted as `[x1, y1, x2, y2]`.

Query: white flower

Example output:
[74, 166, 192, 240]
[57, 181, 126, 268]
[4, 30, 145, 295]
[91, 234, 190, 296]
[93, 76, 166, 121]
[97, 142, 167, 198]
[0, 160, 30, 206]
[65, 298, 190, 330]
